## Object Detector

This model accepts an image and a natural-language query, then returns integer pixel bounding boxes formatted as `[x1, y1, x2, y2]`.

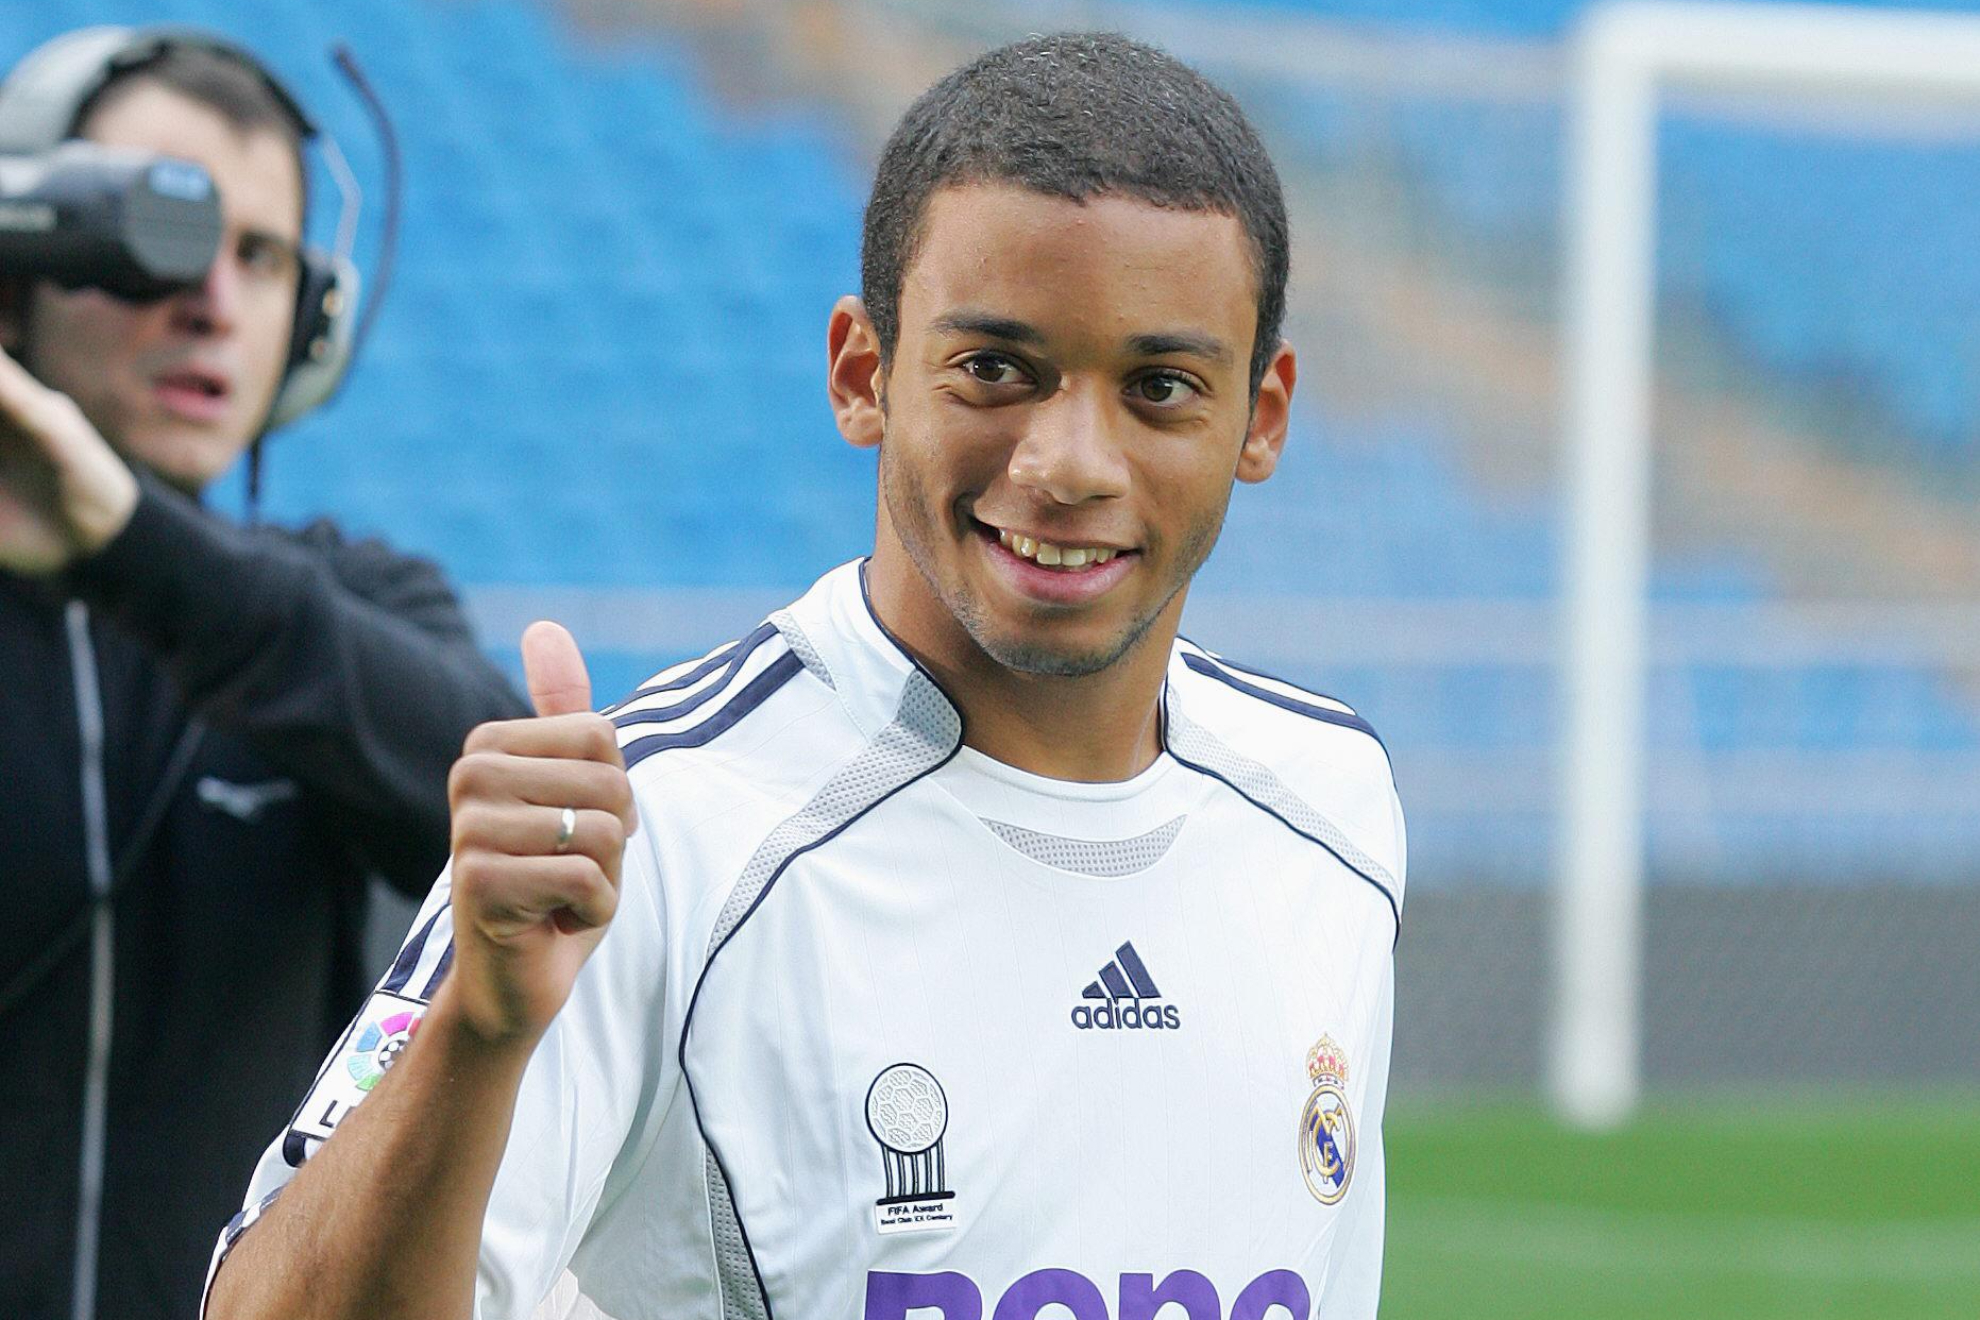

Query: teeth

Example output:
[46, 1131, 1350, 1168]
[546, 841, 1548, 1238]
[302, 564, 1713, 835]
[994, 529, 1122, 569]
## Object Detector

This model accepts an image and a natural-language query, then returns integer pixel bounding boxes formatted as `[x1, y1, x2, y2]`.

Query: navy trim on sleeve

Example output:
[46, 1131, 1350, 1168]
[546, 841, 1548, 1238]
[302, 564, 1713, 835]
[622, 651, 804, 770]
[1181, 653, 1387, 754]
[380, 907, 445, 994]
[612, 625, 782, 730]
[605, 622, 779, 715]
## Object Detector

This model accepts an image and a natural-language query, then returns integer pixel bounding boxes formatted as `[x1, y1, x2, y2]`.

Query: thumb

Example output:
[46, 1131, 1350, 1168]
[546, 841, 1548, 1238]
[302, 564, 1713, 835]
[0, 344, 64, 444]
[521, 621, 593, 717]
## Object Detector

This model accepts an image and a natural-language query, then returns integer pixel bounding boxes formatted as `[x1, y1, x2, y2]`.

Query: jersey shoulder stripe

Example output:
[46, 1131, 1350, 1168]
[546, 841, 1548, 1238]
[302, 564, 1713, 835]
[600, 624, 770, 716]
[621, 651, 804, 770]
[611, 627, 808, 772]
[1194, 647, 1358, 715]
[1177, 641, 1386, 755]
[1168, 639, 1403, 934]
[1165, 703, 1402, 935]
[610, 622, 782, 726]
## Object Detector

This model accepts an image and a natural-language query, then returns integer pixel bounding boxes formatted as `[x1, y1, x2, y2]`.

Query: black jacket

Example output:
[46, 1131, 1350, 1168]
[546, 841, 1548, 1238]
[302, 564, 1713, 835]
[0, 471, 528, 1319]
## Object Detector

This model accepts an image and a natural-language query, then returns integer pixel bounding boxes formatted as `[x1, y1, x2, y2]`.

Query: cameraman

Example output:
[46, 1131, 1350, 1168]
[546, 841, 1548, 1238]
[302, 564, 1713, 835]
[0, 30, 527, 1319]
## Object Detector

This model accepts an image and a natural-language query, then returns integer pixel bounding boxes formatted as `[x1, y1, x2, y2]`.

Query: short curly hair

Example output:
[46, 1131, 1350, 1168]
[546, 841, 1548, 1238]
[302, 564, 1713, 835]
[861, 31, 1289, 394]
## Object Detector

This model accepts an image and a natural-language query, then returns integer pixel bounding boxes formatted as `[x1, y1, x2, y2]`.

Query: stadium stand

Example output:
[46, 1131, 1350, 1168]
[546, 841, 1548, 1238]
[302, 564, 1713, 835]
[3, 0, 1973, 890]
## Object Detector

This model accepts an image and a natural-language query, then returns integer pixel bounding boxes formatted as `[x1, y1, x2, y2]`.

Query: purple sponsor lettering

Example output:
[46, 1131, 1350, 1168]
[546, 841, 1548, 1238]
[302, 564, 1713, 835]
[1119, 1271, 1220, 1320]
[865, 1269, 1311, 1320]
[1230, 1270, 1311, 1320]
[991, 1269, 1110, 1320]
[866, 1271, 982, 1320]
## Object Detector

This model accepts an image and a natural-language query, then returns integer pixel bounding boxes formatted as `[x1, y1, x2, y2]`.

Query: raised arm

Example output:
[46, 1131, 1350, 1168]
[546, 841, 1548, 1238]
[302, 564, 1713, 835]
[0, 343, 530, 893]
[68, 471, 531, 890]
[206, 624, 635, 1320]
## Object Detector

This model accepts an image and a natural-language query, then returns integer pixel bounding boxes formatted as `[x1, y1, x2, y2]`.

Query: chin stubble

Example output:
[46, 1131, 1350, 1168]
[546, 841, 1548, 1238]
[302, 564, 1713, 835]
[878, 427, 1228, 680]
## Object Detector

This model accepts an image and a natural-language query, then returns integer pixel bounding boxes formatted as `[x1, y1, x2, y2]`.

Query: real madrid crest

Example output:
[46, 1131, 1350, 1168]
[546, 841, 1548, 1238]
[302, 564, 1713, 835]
[1298, 1035, 1355, 1205]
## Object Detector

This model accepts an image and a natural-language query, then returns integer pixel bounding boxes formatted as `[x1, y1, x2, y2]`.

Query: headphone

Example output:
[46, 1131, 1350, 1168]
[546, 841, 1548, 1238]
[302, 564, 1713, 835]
[0, 26, 360, 432]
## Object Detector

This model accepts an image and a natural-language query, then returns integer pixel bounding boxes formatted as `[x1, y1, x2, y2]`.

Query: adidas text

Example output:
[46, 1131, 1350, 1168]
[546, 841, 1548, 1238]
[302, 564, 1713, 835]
[1071, 1002, 1181, 1030]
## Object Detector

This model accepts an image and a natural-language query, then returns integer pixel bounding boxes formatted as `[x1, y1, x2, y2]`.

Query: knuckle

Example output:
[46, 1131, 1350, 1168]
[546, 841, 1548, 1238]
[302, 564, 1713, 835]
[585, 862, 619, 915]
[596, 812, 627, 854]
[450, 849, 487, 894]
[577, 762, 615, 804]
[452, 751, 502, 797]
[462, 719, 511, 755]
[580, 715, 617, 761]
[450, 801, 497, 847]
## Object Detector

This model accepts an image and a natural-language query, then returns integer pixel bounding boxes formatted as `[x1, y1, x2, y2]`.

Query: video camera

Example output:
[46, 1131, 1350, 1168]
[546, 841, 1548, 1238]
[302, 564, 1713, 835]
[0, 140, 221, 301]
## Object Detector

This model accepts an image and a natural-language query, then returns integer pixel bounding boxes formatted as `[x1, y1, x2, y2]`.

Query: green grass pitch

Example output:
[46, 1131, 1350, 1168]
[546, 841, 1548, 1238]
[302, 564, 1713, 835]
[1381, 1095, 1980, 1319]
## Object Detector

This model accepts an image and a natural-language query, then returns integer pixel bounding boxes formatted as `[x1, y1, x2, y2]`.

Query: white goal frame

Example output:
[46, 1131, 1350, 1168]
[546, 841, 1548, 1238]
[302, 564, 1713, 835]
[1557, 0, 1980, 1128]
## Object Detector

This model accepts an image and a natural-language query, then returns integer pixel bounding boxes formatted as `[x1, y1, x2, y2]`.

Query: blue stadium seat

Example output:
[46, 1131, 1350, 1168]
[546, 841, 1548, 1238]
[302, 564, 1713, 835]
[6, 0, 1976, 883]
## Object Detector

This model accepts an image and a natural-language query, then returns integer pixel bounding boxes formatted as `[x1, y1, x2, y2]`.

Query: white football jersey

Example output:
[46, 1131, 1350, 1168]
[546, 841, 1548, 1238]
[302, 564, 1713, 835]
[208, 560, 1406, 1320]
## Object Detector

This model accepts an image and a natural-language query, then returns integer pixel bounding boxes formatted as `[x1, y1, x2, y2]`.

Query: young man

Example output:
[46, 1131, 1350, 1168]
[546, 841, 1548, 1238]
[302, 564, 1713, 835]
[207, 32, 1404, 1320]
[0, 32, 526, 1319]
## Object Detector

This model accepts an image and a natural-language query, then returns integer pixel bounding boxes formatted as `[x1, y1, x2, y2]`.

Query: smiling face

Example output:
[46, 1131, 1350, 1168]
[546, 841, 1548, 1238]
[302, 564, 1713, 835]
[836, 183, 1294, 681]
[5, 80, 303, 491]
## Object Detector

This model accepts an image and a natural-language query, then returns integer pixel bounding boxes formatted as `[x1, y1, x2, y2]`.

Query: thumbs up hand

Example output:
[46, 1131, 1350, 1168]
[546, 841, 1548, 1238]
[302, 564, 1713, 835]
[441, 623, 638, 1047]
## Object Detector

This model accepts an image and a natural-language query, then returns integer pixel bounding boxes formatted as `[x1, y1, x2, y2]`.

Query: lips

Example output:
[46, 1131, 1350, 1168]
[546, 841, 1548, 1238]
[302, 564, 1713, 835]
[152, 365, 232, 423]
[974, 518, 1138, 604]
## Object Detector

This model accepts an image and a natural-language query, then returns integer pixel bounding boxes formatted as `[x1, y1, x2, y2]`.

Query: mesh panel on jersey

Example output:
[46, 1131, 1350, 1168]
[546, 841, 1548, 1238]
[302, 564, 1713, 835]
[705, 670, 960, 949]
[771, 610, 835, 690]
[982, 815, 1186, 877]
[1166, 707, 1400, 920]
[704, 1148, 768, 1320]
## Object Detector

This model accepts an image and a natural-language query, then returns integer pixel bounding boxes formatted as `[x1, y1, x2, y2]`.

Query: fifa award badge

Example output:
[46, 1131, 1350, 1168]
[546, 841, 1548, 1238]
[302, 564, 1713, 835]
[866, 1063, 958, 1234]
[1298, 1035, 1355, 1204]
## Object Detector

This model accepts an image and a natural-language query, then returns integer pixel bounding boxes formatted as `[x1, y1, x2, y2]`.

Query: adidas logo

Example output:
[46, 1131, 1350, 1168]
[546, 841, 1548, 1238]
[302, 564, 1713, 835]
[1071, 941, 1181, 1031]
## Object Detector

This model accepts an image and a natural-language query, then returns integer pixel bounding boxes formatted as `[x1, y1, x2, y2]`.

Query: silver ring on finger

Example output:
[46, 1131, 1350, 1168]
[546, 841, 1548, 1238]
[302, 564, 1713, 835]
[553, 805, 578, 855]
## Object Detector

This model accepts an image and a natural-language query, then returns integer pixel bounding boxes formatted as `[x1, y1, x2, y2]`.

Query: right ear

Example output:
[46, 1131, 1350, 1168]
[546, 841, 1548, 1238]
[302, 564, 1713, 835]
[827, 295, 885, 450]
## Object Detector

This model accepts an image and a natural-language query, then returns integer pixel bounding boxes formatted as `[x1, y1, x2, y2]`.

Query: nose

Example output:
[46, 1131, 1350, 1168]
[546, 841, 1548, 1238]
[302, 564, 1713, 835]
[169, 249, 242, 337]
[1006, 380, 1131, 505]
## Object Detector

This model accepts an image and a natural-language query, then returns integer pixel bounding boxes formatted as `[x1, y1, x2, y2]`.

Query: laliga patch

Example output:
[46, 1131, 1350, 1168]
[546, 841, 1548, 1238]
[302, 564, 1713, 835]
[292, 989, 426, 1143]
[865, 1063, 959, 1235]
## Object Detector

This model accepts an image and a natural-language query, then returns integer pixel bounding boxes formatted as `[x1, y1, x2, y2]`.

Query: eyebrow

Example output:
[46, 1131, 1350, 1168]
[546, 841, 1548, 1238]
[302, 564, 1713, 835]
[931, 313, 1234, 366]
[1126, 331, 1233, 365]
[930, 312, 1044, 345]
[237, 227, 301, 259]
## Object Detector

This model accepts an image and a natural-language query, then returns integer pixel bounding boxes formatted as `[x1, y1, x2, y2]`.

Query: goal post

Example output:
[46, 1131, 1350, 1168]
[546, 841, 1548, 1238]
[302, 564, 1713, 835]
[1555, 0, 1980, 1129]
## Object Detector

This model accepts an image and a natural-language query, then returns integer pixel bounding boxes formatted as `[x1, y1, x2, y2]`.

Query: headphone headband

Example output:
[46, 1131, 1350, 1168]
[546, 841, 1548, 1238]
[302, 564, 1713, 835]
[0, 27, 316, 153]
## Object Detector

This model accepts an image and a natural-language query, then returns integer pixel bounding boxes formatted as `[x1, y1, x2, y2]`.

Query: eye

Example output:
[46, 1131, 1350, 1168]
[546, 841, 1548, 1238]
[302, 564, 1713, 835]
[962, 353, 1028, 386]
[1131, 370, 1200, 406]
[237, 234, 295, 280]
